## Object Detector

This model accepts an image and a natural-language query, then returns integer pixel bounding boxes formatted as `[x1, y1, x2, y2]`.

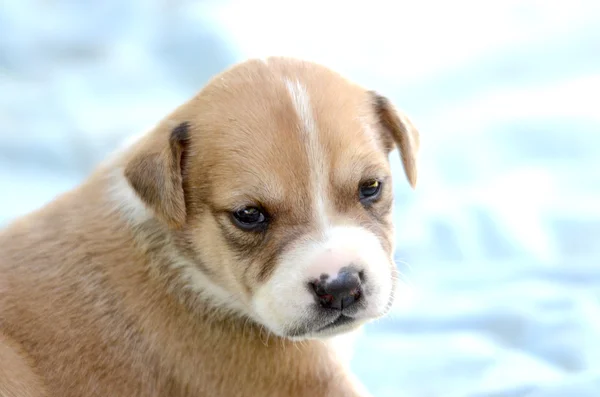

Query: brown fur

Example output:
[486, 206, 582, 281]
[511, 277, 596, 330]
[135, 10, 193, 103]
[0, 57, 419, 396]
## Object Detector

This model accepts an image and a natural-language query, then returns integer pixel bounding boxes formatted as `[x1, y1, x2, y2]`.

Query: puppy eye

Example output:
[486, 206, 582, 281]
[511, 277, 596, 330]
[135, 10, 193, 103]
[231, 206, 268, 231]
[359, 179, 383, 202]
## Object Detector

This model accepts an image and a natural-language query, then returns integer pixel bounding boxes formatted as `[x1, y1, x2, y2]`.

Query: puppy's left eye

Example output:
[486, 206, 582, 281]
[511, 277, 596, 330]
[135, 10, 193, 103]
[359, 179, 383, 202]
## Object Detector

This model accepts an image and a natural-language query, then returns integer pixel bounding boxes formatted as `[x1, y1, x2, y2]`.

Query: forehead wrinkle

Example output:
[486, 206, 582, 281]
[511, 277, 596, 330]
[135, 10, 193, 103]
[359, 113, 388, 154]
[333, 158, 389, 187]
[207, 147, 314, 216]
[211, 169, 285, 207]
[319, 115, 390, 194]
[203, 108, 310, 202]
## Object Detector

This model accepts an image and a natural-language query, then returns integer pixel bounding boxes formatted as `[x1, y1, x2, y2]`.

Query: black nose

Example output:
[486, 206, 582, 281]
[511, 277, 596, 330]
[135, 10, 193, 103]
[311, 269, 363, 310]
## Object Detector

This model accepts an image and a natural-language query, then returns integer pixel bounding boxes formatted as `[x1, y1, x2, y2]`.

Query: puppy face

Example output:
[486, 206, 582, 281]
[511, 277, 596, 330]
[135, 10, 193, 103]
[123, 58, 419, 339]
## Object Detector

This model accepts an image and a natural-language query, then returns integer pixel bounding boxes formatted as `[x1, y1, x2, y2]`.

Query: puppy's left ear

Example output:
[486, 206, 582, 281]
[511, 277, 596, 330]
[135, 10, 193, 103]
[124, 121, 190, 228]
[370, 92, 420, 189]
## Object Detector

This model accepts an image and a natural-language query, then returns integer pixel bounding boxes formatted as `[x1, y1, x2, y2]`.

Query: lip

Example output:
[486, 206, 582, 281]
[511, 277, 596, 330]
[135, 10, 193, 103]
[315, 314, 355, 333]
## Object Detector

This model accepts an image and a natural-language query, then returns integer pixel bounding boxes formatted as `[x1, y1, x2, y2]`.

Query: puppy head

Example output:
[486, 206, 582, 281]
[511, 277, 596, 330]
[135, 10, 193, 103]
[122, 57, 419, 339]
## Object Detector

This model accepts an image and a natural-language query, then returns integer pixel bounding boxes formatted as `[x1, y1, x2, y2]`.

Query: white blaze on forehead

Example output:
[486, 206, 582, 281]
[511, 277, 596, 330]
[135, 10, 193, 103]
[285, 79, 316, 136]
[284, 78, 329, 230]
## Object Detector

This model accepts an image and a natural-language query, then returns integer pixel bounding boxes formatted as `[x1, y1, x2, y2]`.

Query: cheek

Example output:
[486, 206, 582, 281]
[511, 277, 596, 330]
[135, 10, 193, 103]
[181, 213, 251, 291]
[333, 186, 395, 256]
[365, 217, 394, 256]
[352, 205, 395, 257]
[195, 209, 314, 297]
[242, 224, 314, 288]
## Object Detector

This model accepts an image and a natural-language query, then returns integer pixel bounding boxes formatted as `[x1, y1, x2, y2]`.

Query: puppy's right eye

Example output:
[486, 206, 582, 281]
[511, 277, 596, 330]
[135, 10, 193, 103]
[231, 207, 269, 231]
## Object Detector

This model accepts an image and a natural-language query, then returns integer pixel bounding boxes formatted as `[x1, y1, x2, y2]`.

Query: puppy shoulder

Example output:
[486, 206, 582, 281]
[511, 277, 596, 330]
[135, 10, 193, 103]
[0, 331, 48, 397]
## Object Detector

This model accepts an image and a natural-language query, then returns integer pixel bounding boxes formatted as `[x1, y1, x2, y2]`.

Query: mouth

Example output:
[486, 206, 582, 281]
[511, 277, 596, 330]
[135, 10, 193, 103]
[314, 314, 355, 333]
[286, 314, 358, 339]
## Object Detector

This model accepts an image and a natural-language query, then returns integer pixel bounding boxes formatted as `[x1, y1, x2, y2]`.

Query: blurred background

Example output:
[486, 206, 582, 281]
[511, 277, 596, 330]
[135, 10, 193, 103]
[1, 0, 599, 396]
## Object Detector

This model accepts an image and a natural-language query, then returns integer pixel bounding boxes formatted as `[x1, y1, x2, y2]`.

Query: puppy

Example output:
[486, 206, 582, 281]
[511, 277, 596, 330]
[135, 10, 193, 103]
[0, 57, 420, 397]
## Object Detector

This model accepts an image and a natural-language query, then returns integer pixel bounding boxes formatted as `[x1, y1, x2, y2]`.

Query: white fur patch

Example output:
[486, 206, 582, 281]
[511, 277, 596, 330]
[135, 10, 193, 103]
[252, 225, 393, 337]
[284, 79, 330, 231]
[102, 131, 155, 225]
[180, 263, 252, 317]
[105, 168, 153, 225]
[285, 79, 317, 138]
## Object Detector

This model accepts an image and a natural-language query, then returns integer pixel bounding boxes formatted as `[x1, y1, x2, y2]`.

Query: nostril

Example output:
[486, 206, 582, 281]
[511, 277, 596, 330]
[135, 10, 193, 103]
[358, 270, 365, 282]
[310, 270, 363, 310]
[310, 280, 326, 297]
[310, 282, 334, 307]
[318, 293, 335, 307]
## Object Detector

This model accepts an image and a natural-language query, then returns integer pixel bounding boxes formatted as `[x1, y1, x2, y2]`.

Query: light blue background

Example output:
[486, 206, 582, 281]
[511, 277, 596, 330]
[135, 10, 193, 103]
[1, 1, 599, 396]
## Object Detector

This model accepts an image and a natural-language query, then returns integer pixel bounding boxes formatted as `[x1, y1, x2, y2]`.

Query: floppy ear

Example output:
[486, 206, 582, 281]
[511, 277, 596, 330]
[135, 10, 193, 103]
[371, 92, 420, 189]
[124, 121, 190, 228]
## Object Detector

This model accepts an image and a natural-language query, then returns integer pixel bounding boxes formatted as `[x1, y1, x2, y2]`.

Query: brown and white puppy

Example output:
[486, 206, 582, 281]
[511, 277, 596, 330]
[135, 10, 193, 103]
[0, 57, 419, 397]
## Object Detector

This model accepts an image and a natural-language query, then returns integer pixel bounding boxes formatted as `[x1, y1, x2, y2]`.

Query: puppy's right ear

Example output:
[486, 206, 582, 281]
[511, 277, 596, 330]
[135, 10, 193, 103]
[124, 121, 190, 228]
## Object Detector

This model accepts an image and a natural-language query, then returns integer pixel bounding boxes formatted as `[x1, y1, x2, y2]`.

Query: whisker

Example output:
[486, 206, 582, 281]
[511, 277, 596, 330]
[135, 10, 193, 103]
[394, 257, 418, 278]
